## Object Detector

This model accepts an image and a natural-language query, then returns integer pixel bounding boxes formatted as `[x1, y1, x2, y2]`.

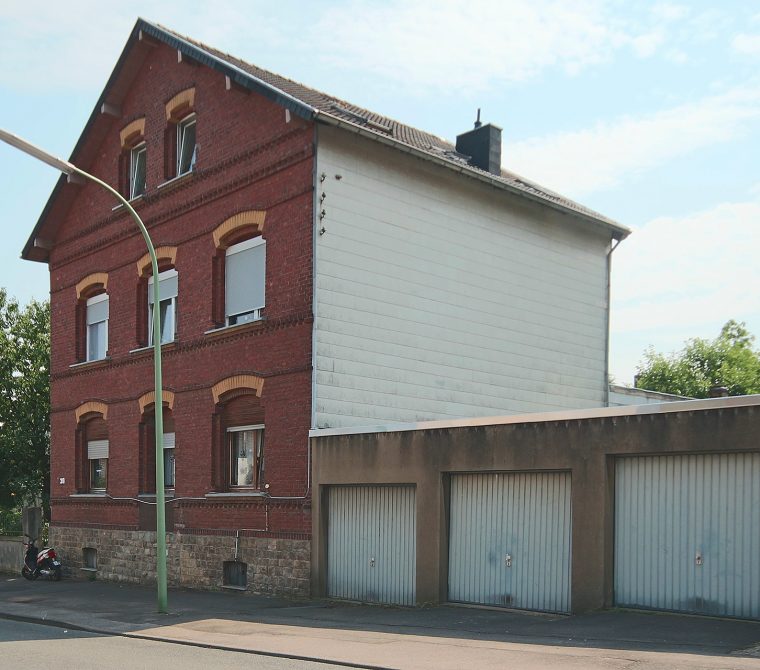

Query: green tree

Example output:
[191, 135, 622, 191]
[636, 320, 760, 398]
[0, 289, 50, 513]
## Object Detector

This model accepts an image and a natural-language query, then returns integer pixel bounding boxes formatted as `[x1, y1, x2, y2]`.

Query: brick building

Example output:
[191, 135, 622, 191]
[23, 19, 628, 594]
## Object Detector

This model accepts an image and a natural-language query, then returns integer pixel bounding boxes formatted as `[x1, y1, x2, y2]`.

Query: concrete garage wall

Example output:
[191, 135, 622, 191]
[310, 395, 760, 614]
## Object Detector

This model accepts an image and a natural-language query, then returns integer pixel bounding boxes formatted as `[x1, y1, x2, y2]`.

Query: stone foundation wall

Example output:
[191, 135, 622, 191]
[50, 526, 310, 597]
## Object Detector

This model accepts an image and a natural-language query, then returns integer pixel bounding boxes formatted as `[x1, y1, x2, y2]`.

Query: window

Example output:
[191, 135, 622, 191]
[176, 115, 197, 176]
[87, 439, 109, 491]
[130, 143, 146, 199]
[138, 403, 175, 495]
[228, 425, 264, 488]
[163, 432, 175, 488]
[212, 387, 264, 492]
[148, 269, 178, 345]
[76, 409, 108, 493]
[85, 293, 109, 361]
[226, 237, 266, 325]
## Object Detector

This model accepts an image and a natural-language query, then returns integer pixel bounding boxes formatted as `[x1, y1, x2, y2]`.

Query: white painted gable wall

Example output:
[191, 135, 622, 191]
[313, 126, 611, 429]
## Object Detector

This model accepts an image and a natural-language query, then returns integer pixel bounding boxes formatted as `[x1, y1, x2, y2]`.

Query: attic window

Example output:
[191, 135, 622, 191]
[119, 118, 146, 198]
[130, 143, 147, 199]
[177, 114, 197, 176]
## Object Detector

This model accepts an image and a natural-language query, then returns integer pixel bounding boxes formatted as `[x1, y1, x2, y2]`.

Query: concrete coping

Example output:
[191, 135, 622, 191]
[309, 394, 760, 438]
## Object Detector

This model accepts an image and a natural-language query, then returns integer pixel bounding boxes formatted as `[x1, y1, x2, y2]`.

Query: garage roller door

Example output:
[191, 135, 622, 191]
[327, 485, 416, 606]
[448, 472, 572, 613]
[615, 453, 760, 619]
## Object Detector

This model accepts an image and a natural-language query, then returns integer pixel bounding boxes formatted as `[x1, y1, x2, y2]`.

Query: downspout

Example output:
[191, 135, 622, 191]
[310, 123, 319, 436]
[307, 120, 320, 500]
[604, 238, 622, 407]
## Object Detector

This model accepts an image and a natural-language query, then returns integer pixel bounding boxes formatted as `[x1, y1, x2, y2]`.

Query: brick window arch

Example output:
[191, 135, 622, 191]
[74, 402, 109, 493]
[74, 273, 109, 363]
[211, 211, 267, 328]
[211, 375, 265, 492]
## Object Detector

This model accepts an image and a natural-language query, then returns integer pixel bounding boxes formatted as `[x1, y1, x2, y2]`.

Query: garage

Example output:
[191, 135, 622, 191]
[448, 471, 572, 613]
[615, 453, 760, 619]
[326, 485, 416, 606]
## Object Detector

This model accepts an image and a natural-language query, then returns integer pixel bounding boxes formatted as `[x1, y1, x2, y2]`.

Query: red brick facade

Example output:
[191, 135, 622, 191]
[47, 42, 314, 537]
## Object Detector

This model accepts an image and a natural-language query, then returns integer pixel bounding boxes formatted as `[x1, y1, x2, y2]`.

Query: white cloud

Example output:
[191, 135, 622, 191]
[310, 0, 661, 93]
[0, 0, 717, 96]
[609, 198, 760, 381]
[631, 31, 665, 58]
[651, 3, 690, 22]
[732, 33, 760, 57]
[506, 86, 760, 198]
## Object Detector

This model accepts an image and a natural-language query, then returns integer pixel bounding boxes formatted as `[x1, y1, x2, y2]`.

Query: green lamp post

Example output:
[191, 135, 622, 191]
[1, 128, 169, 613]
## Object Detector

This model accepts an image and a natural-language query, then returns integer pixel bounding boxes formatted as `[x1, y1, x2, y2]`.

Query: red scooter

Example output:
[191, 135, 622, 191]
[21, 538, 62, 581]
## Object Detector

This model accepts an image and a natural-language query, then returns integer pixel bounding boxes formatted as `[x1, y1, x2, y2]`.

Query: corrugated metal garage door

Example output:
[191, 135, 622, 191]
[615, 453, 760, 619]
[448, 472, 572, 613]
[327, 485, 416, 606]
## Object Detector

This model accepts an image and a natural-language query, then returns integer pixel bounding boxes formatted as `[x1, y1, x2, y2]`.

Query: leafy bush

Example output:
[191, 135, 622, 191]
[0, 507, 22, 536]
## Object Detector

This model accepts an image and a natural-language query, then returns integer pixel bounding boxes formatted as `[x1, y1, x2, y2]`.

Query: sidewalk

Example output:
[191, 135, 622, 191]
[1, 573, 759, 669]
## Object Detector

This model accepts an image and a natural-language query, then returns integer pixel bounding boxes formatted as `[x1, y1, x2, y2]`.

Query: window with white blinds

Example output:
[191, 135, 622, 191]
[163, 432, 175, 488]
[225, 237, 265, 326]
[148, 269, 178, 345]
[86, 293, 109, 361]
[87, 439, 109, 459]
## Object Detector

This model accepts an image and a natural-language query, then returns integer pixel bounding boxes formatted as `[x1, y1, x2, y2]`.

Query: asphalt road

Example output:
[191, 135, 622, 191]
[0, 618, 361, 670]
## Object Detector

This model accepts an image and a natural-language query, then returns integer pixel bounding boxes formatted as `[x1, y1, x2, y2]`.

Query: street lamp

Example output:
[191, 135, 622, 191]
[1, 128, 169, 613]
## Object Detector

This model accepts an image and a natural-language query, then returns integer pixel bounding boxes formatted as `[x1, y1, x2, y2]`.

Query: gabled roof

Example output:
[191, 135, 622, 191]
[22, 18, 628, 262]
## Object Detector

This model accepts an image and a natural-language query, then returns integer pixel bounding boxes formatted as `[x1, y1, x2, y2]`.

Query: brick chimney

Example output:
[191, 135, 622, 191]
[456, 109, 502, 176]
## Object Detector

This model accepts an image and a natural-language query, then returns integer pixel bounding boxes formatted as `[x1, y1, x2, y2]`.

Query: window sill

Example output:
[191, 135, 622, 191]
[221, 584, 248, 592]
[112, 194, 145, 212]
[129, 341, 177, 356]
[69, 357, 111, 370]
[157, 171, 194, 192]
[204, 319, 266, 340]
[80, 567, 97, 573]
[69, 493, 107, 498]
[138, 492, 175, 499]
[205, 491, 267, 499]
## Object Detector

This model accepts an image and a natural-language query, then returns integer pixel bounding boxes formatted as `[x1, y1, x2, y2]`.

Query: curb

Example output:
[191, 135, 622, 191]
[0, 610, 393, 670]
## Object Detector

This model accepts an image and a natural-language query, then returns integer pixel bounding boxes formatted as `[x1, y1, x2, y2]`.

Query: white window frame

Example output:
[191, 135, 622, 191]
[85, 293, 109, 362]
[148, 268, 178, 346]
[225, 236, 266, 326]
[227, 424, 264, 489]
[176, 114, 197, 176]
[130, 142, 147, 199]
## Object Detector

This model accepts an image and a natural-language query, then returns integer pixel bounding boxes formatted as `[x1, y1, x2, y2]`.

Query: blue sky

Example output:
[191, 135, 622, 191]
[1, 0, 758, 386]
